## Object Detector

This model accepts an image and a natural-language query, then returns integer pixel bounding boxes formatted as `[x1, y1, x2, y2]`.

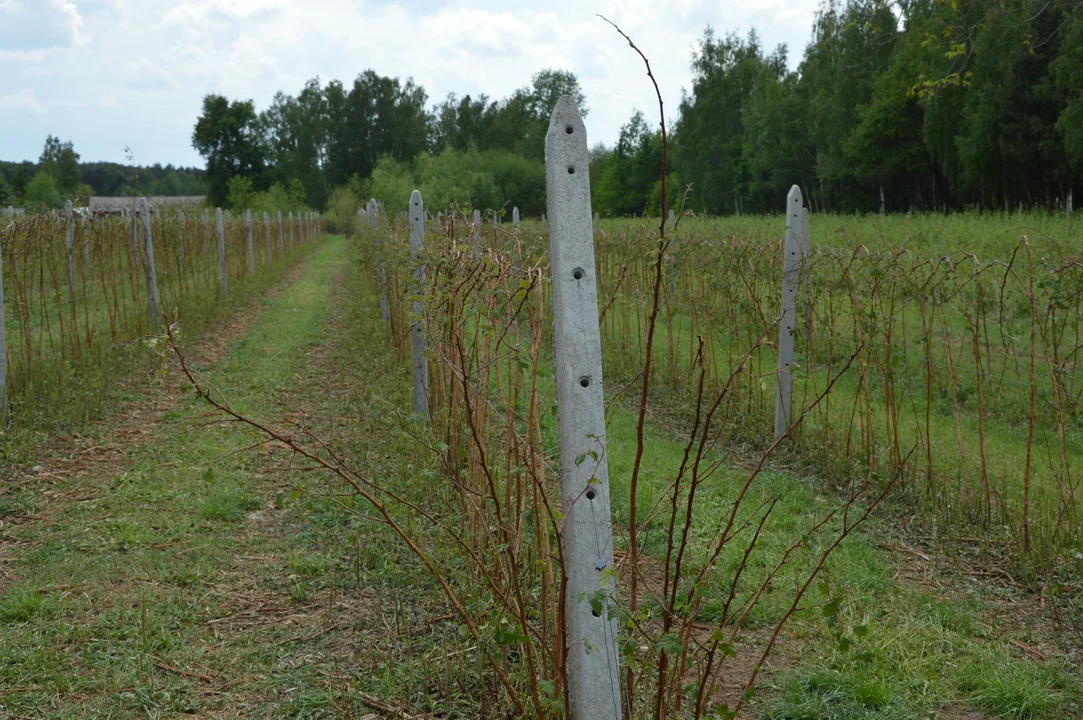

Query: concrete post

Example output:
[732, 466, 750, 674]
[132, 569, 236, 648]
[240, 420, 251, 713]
[245, 210, 255, 275]
[140, 198, 160, 326]
[0, 228, 7, 421]
[545, 96, 622, 720]
[879, 186, 886, 215]
[512, 206, 520, 229]
[129, 208, 139, 262]
[64, 200, 75, 298]
[593, 211, 599, 237]
[667, 208, 675, 231]
[277, 211, 285, 256]
[264, 212, 271, 261]
[216, 207, 228, 299]
[409, 190, 428, 418]
[370, 199, 390, 324]
[81, 212, 90, 268]
[1068, 189, 1073, 214]
[774, 185, 803, 439]
[800, 206, 813, 338]
[288, 211, 295, 248]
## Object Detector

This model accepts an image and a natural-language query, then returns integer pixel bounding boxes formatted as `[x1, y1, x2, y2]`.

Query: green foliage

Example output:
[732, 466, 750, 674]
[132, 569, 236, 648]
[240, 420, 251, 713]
[1053, 15, 1083, 173]
[191, 94, 267, 207]
[595, 110, 664, 216]
[22, 171, 63, 211]
[667, 0, 1081, 214]
[38, 135, 81, 197]
[364, 154, 415, 212]
[243, 181, 308, 215]
[226, 175, 255, 211]
[322, 178, 364, 234]
[431, 69, 587, 161]
[362, 148, 545, 217]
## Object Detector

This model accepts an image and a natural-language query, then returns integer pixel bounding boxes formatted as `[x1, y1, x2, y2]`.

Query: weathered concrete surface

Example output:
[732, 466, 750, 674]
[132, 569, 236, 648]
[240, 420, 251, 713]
[774, 185, 802, 438]
[216, 207, 228, 299]
[409, 190, 428, 418]
[141, 198, 160, 326]
[545, 95, 622, 720]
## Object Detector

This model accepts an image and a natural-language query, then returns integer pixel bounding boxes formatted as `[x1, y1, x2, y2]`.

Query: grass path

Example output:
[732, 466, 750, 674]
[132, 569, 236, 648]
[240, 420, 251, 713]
[0, 236, 409, 718]
[1, 234, 1080, 719]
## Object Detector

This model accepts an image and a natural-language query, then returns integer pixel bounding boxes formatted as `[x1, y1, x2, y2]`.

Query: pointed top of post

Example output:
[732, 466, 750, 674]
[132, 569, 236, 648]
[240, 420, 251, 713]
[409, 189, 423, 220]
[216, 207, 223, 218]
[787, 185, 802, 216]
[65, 199, 72, 213]
[546, 95, 587, 162]
[140, 197, 150, 214]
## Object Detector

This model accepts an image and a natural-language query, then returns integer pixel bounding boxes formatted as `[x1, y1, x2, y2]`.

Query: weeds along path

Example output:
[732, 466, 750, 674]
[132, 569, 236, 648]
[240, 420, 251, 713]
[0, 235, 411, 717]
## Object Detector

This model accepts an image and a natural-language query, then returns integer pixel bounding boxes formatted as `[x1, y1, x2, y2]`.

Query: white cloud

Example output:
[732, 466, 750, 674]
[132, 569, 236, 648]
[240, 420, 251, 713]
[0, 89, 46, 115]
[0, 0, 821, 165]
[0, 0, 86, 51]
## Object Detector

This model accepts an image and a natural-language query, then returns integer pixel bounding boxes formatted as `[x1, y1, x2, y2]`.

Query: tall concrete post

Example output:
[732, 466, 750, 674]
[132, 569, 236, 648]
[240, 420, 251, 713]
[545, 96, 622, 720]
[800, 206, 812, 334]
[409, 190, 428, 418]
[471, 209, 482, 255]
[277, 211, 285, 256]
[140, 198, 160, 327]
[264, 211, 271, 262]
[512, 206, 520, 229]
[288, 211, 295, 248]
[1068, 189, 1074, 214]
[216, 207, 229, 299]
[371, 199, 389, 324]
[592, 211, 599, 237]
[64, 200, 75, 298]
[81, 211, 90, 267]
[667, 208, 675, 231]
[774, 185, 803, 439]
[245, 210, 255, 275]
[0, 228, 7, 422]
[129, 206, 139, 262]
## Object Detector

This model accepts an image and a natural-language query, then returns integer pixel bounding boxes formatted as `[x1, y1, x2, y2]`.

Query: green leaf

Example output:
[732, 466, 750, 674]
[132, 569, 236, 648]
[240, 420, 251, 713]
[652, 632, 684, 655]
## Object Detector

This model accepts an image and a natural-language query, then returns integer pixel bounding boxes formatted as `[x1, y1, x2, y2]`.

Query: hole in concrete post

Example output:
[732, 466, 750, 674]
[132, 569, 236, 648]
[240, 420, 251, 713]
[579, 376, 591, 388]
[567, 166, 575, 175]
[573, 267, 584, 280]
[591, 606, 601, 618]
[586, 489, 596, 500]
[565, 125, 574, 134]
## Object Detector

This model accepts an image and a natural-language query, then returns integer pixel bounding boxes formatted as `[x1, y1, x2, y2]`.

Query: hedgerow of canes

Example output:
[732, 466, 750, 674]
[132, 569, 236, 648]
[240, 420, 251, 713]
[0, 207, 319, 434]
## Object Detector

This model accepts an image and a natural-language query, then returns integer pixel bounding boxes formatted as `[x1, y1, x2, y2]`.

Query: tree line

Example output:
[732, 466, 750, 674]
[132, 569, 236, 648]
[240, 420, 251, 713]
[0, 136, 205, 211]
[191, 68, 586, 220]
[190, 0, 1076, 217]
[598, 0, 1083, 215]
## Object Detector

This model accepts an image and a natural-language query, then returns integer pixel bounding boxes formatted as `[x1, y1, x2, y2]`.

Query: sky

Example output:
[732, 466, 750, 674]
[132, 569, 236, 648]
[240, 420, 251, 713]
[0, 0, 821, 168]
